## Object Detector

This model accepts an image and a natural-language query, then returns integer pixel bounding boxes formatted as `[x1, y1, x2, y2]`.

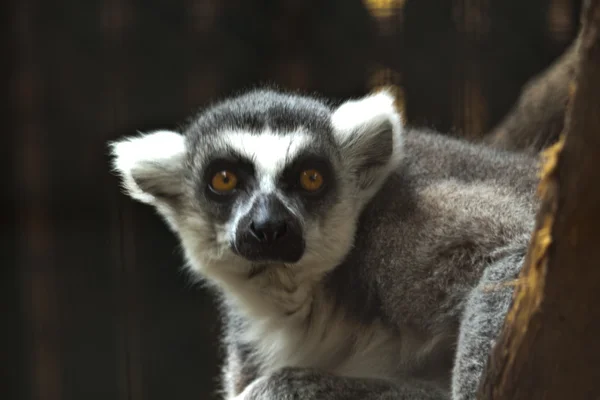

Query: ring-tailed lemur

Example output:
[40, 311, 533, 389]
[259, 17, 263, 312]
[109, 88, 539, 400]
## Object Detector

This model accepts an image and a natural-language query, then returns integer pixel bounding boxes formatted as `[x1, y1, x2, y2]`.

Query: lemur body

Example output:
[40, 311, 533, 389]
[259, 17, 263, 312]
[110, 89, 539, 400]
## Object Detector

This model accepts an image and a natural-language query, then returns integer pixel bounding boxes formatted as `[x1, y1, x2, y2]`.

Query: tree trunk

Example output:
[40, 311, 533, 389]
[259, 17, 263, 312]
[477, 0, 600, 398]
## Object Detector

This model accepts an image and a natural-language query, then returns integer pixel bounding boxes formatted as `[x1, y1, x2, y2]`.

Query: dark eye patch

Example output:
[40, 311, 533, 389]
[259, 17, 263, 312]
[202, 156, 256, 201]
[279, 152, 335, 197]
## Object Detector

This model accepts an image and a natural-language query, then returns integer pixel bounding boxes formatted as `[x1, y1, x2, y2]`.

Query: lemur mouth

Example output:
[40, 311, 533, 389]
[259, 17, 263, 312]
[231, 237, 305, 266]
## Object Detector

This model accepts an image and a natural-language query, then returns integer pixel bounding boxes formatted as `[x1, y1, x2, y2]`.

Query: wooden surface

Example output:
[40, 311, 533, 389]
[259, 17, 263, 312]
[478, 0, 600, 398]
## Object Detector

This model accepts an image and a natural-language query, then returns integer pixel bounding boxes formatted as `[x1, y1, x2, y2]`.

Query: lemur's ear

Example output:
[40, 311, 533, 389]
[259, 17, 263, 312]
[331, 90, 404, 193]
[109, 130, 186, 205]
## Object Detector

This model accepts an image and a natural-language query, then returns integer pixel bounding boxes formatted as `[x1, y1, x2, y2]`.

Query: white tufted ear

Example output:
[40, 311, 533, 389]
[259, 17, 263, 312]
[331, 90, 404, 193]
[108, 130, 186, 205]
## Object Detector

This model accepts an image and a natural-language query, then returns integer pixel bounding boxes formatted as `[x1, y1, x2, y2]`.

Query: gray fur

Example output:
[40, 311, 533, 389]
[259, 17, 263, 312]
[236, 367, 448, 400]
[451, 251, 526, 400]
[108, 88, 539, 400]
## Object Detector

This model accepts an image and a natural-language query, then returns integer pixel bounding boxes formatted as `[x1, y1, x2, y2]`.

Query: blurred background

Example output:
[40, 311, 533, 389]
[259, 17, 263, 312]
[3, 1, 582, 399]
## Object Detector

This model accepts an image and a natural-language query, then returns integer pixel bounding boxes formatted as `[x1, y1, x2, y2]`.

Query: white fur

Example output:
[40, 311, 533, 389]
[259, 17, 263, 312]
[237, 293, 406, 377]
[331, 90, 405, 205]
[221, 130, 310, 191]
[109, 130, 186, 204]
[227, 286, 444, 400]
[331, 89, 403, 144]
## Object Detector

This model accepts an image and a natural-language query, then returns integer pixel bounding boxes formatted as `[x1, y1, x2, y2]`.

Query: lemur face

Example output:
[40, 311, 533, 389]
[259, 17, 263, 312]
[110, 89, 403, 278]
[187, 116, 342, 265]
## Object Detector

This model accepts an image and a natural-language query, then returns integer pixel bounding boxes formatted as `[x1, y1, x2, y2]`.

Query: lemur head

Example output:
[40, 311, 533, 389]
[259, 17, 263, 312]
[110, 89, 403, 284]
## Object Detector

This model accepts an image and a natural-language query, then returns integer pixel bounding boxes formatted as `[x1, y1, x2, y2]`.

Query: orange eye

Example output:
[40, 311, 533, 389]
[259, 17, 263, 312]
[300, 169, 324, 192]
[211, 170, 238, 193]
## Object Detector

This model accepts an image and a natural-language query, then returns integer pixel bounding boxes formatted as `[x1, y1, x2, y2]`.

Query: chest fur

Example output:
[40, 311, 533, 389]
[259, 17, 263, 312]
[233, 292, 443, 385]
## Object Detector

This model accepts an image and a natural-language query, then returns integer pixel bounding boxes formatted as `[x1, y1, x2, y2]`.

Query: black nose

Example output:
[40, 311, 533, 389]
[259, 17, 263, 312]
[234, 194, 305, 263]
[249, 219, 288, 243]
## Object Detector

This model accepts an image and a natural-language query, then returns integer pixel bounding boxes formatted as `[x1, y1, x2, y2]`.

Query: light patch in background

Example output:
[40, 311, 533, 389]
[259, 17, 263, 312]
[452, 0, 491, 38]
[547, 0, 574, 45]
[452, 75, 488, 140]
[363, 0, 406, 18]
[369, 66, 406, 119]
[363, 0, 407, 33]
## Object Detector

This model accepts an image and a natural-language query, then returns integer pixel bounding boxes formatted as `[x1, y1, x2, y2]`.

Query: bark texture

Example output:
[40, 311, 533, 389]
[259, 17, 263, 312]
[478, 1, 600, 398]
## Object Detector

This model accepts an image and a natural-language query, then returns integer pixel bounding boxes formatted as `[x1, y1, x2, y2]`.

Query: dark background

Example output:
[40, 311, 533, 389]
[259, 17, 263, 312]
[3, 1, 582, 399]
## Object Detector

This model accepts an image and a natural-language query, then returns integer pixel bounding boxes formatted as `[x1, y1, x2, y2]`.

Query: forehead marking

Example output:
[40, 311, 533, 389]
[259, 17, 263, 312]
[221, 130, 311, 191]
